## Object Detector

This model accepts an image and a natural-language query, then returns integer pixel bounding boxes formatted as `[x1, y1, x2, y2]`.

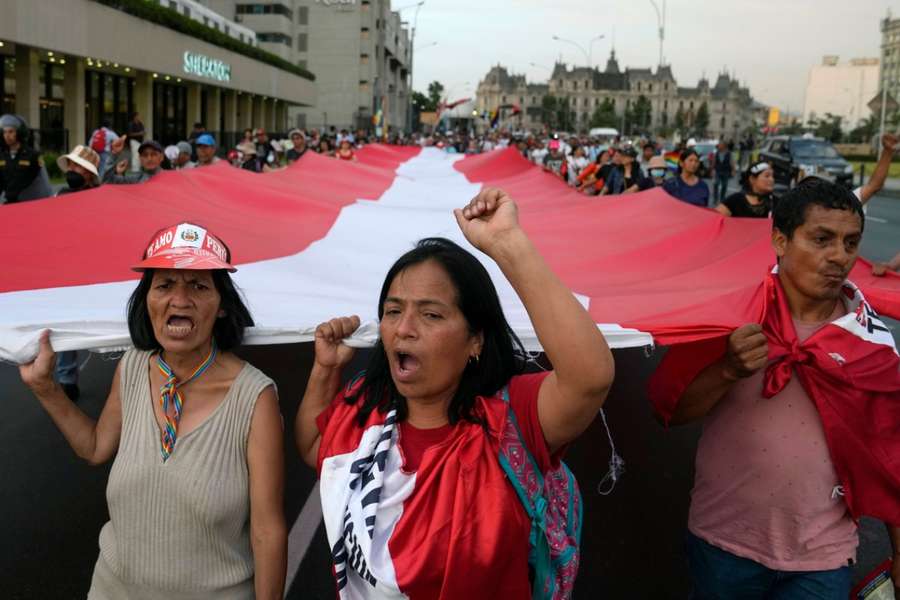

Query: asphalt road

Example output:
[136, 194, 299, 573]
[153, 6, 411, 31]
[1, 191, 897, 599]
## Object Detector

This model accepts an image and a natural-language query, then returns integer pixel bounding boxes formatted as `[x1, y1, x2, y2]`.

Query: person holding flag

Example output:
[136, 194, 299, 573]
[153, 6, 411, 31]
[18, 223, 287, 599]
[296, 188, 615, 599]
[662, 148, 710, 207]
[542, 138, 568, 180]
[649, 178, 900, 598]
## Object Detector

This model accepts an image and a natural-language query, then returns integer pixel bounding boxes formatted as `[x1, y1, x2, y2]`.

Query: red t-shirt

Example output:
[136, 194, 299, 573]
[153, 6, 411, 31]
[316, 372, 556, 474]
[315, 372, 554, 600]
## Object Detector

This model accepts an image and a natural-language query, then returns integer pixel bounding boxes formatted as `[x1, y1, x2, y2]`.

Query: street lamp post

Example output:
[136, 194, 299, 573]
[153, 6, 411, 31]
[588, 34, 605, 69]
[552, 35, 590, 67]
[649, 0, 666, 67]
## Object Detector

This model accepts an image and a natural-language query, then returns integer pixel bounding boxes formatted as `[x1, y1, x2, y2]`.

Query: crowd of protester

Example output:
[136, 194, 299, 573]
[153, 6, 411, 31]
[4, 107, 900, 598]
[3, 112, 899, 267]
[3, 111, 900, 281]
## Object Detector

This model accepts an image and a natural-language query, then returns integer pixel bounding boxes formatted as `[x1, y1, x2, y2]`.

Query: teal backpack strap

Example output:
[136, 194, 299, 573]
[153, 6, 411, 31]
[496, 386, 554, 600]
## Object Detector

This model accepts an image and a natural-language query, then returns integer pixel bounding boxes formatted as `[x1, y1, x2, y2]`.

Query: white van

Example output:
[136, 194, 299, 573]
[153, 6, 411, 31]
[589, 127, 619, 143]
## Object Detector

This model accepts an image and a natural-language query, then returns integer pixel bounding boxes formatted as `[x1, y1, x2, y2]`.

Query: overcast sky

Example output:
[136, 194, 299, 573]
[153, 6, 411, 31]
[410, 0, 895, 113]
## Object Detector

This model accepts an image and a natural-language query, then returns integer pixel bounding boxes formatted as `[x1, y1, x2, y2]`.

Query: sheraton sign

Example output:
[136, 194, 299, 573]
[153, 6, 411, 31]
[183, 52, 232, 82]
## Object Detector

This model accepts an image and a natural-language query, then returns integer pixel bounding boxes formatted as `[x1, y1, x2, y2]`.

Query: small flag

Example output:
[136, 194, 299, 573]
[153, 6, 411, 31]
[664, 150, 680, 172]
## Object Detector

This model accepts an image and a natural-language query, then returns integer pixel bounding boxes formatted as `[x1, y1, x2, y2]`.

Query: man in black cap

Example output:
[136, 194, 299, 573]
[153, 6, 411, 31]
[601, 145, 643, 195]
[0, 114, 44, 204]
[103, 137, 164, 184]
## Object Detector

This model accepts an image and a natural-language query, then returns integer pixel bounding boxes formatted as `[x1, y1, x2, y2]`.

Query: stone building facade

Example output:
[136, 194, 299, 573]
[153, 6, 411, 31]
[476, 50, 757, 140]
[202, 0, 410, 131]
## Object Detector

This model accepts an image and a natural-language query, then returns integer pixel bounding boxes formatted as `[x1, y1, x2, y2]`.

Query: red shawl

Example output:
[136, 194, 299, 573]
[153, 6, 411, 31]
[649, 271, 900, 525]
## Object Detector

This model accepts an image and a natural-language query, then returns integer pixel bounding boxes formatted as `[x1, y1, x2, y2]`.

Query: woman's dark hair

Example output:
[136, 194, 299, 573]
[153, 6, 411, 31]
[348, 238, 526, 426]
[772, 176, 864, 239]
[679, 148, 698, 163]
[740, 159, 771, 191]
[676, 148, 698, 175]
[126, 234, 254, 351]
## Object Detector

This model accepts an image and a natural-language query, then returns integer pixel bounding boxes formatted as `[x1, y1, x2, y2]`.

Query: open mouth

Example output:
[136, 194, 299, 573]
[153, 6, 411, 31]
[166, 315, 195, 339]
[394, 351, 421, 381]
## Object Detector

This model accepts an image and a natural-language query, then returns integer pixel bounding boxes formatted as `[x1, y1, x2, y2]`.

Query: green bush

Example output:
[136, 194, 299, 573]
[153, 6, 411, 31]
[92, 0, 315, 81]
[43, 151, 62, 180]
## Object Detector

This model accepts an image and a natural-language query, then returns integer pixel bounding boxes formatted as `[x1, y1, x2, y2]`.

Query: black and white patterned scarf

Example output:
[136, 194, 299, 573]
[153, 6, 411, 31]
[331, 408, 398, 590]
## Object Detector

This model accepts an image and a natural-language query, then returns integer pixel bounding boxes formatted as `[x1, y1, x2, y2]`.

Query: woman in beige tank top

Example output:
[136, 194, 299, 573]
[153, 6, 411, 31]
[19, 223, 286, 599]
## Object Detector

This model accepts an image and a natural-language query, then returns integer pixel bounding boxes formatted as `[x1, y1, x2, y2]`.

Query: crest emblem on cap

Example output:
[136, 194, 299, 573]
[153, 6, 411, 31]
[181, 229, 200, 242]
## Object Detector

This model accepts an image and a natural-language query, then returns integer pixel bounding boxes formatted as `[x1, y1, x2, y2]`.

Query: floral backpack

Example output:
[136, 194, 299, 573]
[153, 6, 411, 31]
[497, 386, 583, 600]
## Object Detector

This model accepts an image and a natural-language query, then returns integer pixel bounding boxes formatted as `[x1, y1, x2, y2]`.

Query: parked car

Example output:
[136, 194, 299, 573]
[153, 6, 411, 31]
[758, 135, 854, 191]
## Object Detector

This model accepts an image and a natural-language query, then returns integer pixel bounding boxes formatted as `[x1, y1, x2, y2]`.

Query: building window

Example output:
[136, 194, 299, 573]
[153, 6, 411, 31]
[648, 84, 652, 92]
[257, 32, 292, 47]
[236, 3, 293, 20]
[361, 54, 369, 65]
[502, 95, 507, 103]
[637, 82, 641, 91]
[573, 81, 578, 90]
[532, 96, 536, 103]
[361, 28, 369, 40]
[298, 6, 308, 25]
[297, 33, 308, 52]
[203, 16, 209, 26]
[182, 5, 190, 17]
[689, 101, 694, 109]
[298, 59, 307, 69]
[168, 0, 176, 9]
[664, 99, 667, 109]
[583, 97, 588, 106]
[665, 83, 668, 91]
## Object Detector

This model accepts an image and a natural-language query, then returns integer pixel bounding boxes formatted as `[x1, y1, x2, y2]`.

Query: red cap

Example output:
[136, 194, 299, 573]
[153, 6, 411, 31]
[132, 223, 237, 272]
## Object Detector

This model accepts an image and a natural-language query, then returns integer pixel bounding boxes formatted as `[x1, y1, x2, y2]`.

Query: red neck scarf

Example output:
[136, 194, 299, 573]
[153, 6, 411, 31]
[650, 271, 900, 525]
[761, 273, 900, 524]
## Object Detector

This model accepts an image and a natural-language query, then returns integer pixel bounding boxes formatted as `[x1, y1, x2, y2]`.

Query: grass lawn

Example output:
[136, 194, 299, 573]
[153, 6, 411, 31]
[849, 160, 900, 179]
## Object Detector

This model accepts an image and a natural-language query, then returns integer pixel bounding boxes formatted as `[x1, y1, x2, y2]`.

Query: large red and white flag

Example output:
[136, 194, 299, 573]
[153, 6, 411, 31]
[1, 145, 898, 363]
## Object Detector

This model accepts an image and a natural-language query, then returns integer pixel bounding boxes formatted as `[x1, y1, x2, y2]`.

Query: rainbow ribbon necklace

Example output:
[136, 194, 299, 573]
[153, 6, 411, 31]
[155, 341, 217, 461]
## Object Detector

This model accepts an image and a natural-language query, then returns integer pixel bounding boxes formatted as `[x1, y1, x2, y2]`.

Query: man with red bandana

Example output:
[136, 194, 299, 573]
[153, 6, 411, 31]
[650, 178, 900, 599]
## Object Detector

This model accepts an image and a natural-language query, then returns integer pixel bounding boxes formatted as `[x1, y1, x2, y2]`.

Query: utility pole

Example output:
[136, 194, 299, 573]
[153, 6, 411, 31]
[404, 2, 425, 134]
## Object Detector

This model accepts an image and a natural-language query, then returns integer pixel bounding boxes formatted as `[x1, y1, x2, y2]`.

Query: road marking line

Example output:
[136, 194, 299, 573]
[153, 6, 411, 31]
[284, 481, 323, 597]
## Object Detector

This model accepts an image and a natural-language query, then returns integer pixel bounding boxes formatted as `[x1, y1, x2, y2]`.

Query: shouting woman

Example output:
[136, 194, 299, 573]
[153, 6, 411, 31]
[19, 223, 286, 599]
[296, 188, 615, 598]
